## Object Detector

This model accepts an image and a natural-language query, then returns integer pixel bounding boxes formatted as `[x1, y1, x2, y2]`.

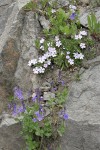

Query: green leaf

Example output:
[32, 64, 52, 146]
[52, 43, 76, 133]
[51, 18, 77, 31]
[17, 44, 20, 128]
[57, 123, 65, 137]
[35, 39, 40, 49]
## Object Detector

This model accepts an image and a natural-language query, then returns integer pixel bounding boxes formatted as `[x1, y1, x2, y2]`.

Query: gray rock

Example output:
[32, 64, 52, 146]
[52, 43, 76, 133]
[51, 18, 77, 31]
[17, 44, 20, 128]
[39, 16, 50, 30]
[61, 56, 100, 150]
[0, 0, 15, 36]
[42, 82, 51, 87]
[80, 0, 89, 4]
[50, 0, 69, 7]
[90, 0, 100, 7]
[40, 87, 51, 92]
[80, 0, 100, 7]
[0, 113, 25, 150]
[0, 0, 24, 114]
[0, 0, 41, 102]
[15, 11, 41, 96]
[79, 7, 100, 27]
[44, 92, 55, 100]
[0, 113, 17, 128]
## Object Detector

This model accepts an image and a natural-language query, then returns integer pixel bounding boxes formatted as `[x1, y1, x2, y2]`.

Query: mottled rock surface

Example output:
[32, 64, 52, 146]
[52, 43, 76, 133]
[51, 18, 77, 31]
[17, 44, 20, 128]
[14, 11, 41, 96]
[0, 0, 100, 149]
[79, 7, 100, 27]
[61, 56, 100, 150]
[0, 113, 26, 150]
[0, 0, 41, 112]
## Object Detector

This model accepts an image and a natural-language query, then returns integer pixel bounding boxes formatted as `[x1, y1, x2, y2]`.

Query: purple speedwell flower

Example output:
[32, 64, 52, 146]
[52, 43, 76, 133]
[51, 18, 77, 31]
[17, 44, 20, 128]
[32, 95, 37, 102]
[70, 13, 76, 20]
[63, 113, 68, 120]
[13, 87, 24, 101]
[32, 118, 37, 123]
[8, 103, 12, 109]
[12, 105, 25, 116]
[35, 111, 44, 121]
[37, 114, 44, 121]
[12, 100, 26, 116]
[17, 106, 25, 113]
[13, 103, 17, 113]
[59, 110, 68, 120]
[35, 88, 41, 102]
[21, 101, 26, 112]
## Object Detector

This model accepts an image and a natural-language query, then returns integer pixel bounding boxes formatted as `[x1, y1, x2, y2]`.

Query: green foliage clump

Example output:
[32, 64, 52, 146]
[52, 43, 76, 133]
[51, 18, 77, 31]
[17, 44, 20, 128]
[88, 13, 100, 40]
[24, 1, 38, 11]
[27, 0, 91, 74]
[19, 88, 68, 150]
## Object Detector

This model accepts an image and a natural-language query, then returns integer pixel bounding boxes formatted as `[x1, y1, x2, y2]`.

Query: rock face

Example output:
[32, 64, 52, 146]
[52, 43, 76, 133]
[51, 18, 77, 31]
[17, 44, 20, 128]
[62, 56, 100, 150]
[0, 113, 26, 150]
[0, 0, 41, 112]
[79, 7, 100, 27]
[0, 0, 15, 36]
[0, 0, 40, 149]
[0, 0, 100, 149]
[0, 124, 25, 150]
[14, 11, 41, 96]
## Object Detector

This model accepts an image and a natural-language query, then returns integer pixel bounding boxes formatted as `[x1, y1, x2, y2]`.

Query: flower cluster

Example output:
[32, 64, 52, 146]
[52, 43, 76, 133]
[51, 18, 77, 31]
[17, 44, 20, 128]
[28, 37, 58, 74]
[28, 30, 87, 72]
[55, 36, 62, 47]
[66, 51, 84, 65]
[13, 86, 24, 100]
[33, 110, 44, 122]
[69, 5, 77, 13]
[75, 31, 87, 49]
[75, 31, 87, 40]
[59, 109, 68, 120]
[69, 5, 77, 20]
[27, 3, 88, 74]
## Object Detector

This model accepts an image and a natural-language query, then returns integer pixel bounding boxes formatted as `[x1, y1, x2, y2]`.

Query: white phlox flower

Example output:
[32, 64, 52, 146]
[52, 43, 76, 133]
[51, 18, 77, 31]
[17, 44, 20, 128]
[33, 67, 39, 74]
[44, 52, 50, 59]
[55, 36, 59, 41]
[33, 67, 45, 74]
[38, 67, 45, 73]
[69, 5, 77, 10]
[43, 63, 48, 68]
[45, 52, 50, 58]
[38, 56, 46, 63]
[75, 34, 82, 40]
[48, 47, 57, 57]
[79, 31, 87, 36]
[49, 51, 57, 57]
[47, 60, 51, 65]
[73, 52, 84, 59]
[73, 52, 80, 59]
[51, 9, 56, 13]
[28, 59, 37, 66]
[40, 38, 45, 44]
[78, 53, 84, 59]
[31, 59, 37, 65]
[68, 58, 74, 65]
[80, 43, 86, 49]
[40, 45, 44, 50]
[66, 55, 70, 59]
[66, 51, 70, 55]
[69, 5, 77, 12]
[56, 40, 62, 47]
[48, 47, 56, 52]
[28, 60, 32, 66]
